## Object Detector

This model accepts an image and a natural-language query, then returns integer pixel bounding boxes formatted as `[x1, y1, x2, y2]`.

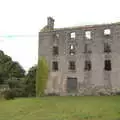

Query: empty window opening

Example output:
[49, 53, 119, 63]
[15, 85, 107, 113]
[69, 61, 76, 70]
[52, 61, 58, 71]
[69, 44, 75, 55]
[84, 44, 92, 53]
[67, 77, 77, 92]
[70, 32, 76, 38]
[56, 33, 59, 38]
[84, 44, 88, 53]
[84, 60, 92, 71]
[53, 46, 59, 55]
[104, 43, 111, 53]
[85, 31, 91, 39]
[104, 60, 111, 71]
[104, 29, 111, 35]
[70, 45, 74, 49]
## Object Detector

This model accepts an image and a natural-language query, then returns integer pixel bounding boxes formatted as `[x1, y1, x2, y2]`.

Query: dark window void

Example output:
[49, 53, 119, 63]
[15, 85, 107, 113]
[104, 43, 111, 53]
[52, 61, 58, 71]
[69, 44, 75, 55]
[69, 61, 76, 70]
[84, 60, 92, 71]
[104, 60, 111, 71]
[84, 44, 92, 53]
[53, 46, 59, 55]
[67, 77, 77, 92]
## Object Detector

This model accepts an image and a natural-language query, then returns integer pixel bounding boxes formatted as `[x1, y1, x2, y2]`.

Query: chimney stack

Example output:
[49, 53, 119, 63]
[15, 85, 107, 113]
[47, 17, 54, 30]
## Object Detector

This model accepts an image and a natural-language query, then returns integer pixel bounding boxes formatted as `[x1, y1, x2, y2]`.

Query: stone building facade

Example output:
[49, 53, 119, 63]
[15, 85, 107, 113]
[39, 17, 120, 95]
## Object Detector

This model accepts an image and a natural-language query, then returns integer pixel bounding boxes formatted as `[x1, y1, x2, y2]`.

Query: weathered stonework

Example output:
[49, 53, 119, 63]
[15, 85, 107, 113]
[39, 17, 120, 95]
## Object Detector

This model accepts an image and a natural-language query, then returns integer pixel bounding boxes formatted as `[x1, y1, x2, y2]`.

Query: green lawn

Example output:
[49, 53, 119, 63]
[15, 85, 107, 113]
[0, 96, 120, 120]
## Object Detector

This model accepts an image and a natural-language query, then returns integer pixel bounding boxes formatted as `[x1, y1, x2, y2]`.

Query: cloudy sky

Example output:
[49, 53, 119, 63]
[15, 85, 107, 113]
[0, 0, 120, 71]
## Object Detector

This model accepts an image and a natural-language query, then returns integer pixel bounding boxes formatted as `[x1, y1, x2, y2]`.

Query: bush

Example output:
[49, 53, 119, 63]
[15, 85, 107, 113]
[2, 89, 15, 100]
[115, 91, 120, 95]
[36, 57, 49, 97]
[12, 88, 26, 97]
[47, 93, 60, 96]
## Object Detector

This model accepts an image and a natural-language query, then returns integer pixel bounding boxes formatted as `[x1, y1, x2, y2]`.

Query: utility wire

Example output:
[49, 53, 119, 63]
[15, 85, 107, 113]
[0, 35, 38, 38]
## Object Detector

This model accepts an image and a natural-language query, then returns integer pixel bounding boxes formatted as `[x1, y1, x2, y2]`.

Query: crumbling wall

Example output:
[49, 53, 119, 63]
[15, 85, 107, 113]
[39, 17, 120, 95]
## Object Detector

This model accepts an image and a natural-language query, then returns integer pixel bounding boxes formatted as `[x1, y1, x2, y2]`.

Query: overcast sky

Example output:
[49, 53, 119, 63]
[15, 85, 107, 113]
[0, 0, 120, 71]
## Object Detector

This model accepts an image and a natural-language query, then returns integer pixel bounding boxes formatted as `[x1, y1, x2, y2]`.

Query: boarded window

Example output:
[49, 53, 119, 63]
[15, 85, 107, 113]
[85, 31, 91, 39]
[104, 43, 111, 53]
[69, 44, 75, 55]
[52, 61, 58, 71]
[69, 61, 76, 70]
[67, 77, 77, 92]
[104, 29, 111, 35]
[84, 60, 92, 71]
[53, 46, 59, 55]
[70, 32, 76, 38]
[104, 60, 111, 71]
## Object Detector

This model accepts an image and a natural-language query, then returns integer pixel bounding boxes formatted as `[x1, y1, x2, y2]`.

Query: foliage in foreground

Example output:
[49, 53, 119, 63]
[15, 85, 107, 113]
[0, 50, 25, 84]
[0, 88, 15, 100]
[0, 50, 37, 98]
[25, 66, 36, 97]
[36, 57, 49, 97]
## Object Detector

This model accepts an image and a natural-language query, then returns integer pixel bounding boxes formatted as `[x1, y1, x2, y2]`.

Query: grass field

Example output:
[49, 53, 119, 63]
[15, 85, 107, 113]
[0, 96, 120, 120]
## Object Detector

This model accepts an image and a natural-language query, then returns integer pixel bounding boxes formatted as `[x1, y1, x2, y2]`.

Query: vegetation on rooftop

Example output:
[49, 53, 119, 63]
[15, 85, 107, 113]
[40, 25, 49, 32]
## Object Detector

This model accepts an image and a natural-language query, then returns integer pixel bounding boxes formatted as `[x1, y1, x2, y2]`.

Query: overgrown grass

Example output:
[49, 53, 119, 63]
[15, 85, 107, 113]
[0, 96, 120, 120]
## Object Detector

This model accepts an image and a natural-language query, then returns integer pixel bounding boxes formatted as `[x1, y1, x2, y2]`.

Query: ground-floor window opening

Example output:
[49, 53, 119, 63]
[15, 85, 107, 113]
[52, 61, 58, 71]
[104, 60, 111, 71]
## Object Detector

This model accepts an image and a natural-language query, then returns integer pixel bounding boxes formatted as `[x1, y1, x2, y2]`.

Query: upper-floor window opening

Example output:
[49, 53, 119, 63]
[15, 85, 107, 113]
[69, 44, 75, 55]
[84, 60, 92, 71]
[104, 29, 111, 36]
[70, 32, 76, 39]
[56, 33, 59, 38]
[69, 61, 76, 71]
[84, 44, 92, 53]
[104, 43, 111, 53]
[70, 45, 74, 49]
[85, 31, 91, 39]
[52, 61, 58, 71]
[53, 46, 59, 56]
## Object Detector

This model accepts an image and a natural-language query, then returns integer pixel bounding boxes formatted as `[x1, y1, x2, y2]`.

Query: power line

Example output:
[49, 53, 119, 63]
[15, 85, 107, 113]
[0, 35, 38, 38]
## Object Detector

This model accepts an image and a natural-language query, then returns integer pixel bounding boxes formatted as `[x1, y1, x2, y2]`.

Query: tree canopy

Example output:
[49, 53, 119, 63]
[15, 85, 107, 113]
[25, 65, 37, 96]
[0, 50, 25, 84]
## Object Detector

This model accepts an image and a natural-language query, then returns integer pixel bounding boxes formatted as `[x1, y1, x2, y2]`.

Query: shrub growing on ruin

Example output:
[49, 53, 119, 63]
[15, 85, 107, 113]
[36, 57, 49, 97]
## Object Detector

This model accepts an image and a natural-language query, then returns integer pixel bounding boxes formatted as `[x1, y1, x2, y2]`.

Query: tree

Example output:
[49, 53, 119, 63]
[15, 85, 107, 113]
[36, 57, 49, 97]
[4, 61, 25, 78]
[25, 66, 37, 97]
[0, 50, 26, 98]
[0, 50, 25, 84]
